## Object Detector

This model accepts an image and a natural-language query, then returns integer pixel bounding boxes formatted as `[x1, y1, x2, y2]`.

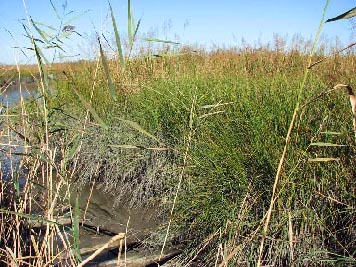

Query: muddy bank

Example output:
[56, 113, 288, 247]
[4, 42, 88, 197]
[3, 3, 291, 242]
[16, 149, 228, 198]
[72, 183, 160, 242]
[29, 181, 181, 266]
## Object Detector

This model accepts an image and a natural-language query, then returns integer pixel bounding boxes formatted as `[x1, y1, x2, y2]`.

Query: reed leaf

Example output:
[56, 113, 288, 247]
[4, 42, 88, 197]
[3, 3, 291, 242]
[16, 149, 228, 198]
[326, 7, 356, 22]
[140, 37, 180, 45]
[119, 118, 161, 144]
[149, 52, 190, 58]
[30, 18, 52, 45]
[133, 18, 141, 42]
[72, 87, 108, 130]
[309, 142, 346, 147]
[32, 41, 50, 86]
[34, 42, 50, 65]
[0, 208, 58, 224]
[109, 144, 171, 150]
[320, 131, 342, 135]
[31, 20, 57, 31]
[49, 0, 61, 19]
[308, 158, 340, 162]
[110, 144, 139, 149]
[32, 147, 53, 166]
[63, 10, 90, 26]
[98, 37, 117, 101]
[64, 134, 80, 163]
[108, 1, 125, 70]
[22, 23, 50, 66]
[128, 0, 133, 49]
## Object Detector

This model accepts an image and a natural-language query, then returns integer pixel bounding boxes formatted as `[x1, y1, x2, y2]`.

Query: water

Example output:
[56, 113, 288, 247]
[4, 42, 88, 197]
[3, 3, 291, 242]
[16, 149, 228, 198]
[0, 82, 37, 107]
[0, 82, 37, 190]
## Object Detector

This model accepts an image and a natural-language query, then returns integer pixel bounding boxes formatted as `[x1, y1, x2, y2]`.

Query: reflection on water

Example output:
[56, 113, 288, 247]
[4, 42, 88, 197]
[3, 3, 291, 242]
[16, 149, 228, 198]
[1, 83, 38, 107]
[0, 83, 37, 189]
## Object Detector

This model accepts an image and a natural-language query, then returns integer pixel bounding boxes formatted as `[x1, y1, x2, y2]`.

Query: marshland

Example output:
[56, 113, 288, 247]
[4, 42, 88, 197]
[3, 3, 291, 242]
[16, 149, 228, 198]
[0, 1, 355, 266]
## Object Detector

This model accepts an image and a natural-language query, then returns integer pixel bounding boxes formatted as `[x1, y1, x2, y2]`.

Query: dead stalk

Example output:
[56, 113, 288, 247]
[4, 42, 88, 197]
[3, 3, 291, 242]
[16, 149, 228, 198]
[77, 233, 125, 267]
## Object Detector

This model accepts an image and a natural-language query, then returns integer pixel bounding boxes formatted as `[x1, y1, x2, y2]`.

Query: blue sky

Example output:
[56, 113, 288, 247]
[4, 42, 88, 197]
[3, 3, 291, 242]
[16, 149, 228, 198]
[0, 1, 355, 64]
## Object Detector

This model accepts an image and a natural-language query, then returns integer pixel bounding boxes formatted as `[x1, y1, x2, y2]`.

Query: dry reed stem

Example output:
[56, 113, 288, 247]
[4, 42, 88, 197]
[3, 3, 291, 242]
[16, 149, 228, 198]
[184, 229, 220, 267]
[124, 216, 130, 266]
[30, 235, 42, 266]
[82, 166, 98, 225]
[54, 224, 77, 266]
[216, 185, 261, 266]
[256, 107, 298, 267]
[159, 94, 196, 260]
[77, 233, 125, 267]
[332, 84, 356, 135]
[5, 247, 19, 267]
[218, 218, 266, 267]
[83, 183, 96, 222]
[117, 239, 124, 267]
[288, 211, 294, 265]
[215, 243, 226, 267]
[307, 42, 356, 69]
[256, 2, 330, 265]
[315, 190, 353, 208]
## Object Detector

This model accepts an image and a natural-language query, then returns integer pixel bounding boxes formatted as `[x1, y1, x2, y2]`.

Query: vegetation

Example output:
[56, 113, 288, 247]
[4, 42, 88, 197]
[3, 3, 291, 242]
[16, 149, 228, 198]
[0, 1, 355, 266]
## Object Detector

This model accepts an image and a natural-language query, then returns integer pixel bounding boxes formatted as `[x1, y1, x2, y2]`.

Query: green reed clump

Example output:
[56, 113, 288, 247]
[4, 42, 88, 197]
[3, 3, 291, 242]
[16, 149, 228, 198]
[114, 47, 355, 265]
[13, 40, 355, 265]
